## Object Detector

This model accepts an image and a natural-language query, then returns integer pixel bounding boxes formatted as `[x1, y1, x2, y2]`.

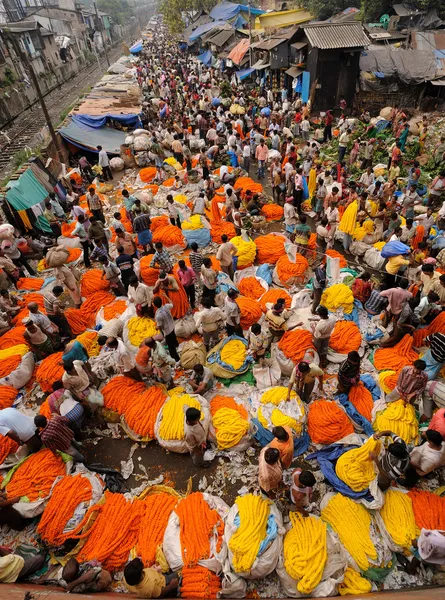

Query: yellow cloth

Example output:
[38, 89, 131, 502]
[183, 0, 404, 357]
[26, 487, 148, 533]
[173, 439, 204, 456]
[0, 554, 25, 583]
[125, 567, 166, 598]
[335, 437, 381, 491]
[181, 215, 203, 230]
[0, 344, 29, 360]
[308, 169, 317, 199]
[386, 255, 410, 275]
[339, 200, 358, 235]
[18, 210, 32, 231]
[220, 340, 246, 370]
[320, 283, 354, 314]
[230, 236, 257, 268]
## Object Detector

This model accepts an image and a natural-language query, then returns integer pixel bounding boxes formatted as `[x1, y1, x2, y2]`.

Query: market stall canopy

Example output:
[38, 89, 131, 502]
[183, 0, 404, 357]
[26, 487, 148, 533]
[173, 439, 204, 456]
[359, 47, 438, 84]
[189, 20, 228, 42]
[210, 1, 264, 20]
[130, 39, 143, 54]
[285, 66, 303, 78]
[227, 38, 250, 64]
[58, 118, 127, 154]
[251, 59, 270, 70]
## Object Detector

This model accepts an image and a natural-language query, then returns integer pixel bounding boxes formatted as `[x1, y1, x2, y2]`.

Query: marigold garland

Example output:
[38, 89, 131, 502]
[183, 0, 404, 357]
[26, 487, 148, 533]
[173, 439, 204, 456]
[235, 296, 263, 330]
[278, 329, 314, 363]
[220, 339, 247, 370]
[61, 222, 76, 238]
[378, 370, 398, 394]
[103, 300, 127, 321]
[338, 568, 372, 596]
[283, 512, 327, 594]
[261, 204, 284, 221]
[65, 309, 87, 335]
[229, 494, 270, 573]
[39, 399, 52, 419]
[159, 394, 201, 441]
[0, 344, 30, 378]
[380, 489, 416, 548]
[325, 249, 347, 268]
[210, 396, 249, 449]
[5, 448, 66, 501]
[230, 235, 257, 268]
[259, 288, 291, 312]
[321, 494, 377, 570]
[276, 254, 309, 287]
[80, 269, 110, 297]
[16, 278, 44, 291]
[37, 474, 93, 546]
[348, 382, 374, 421]
[139, 167, 157, 183]
[140, 255, 161, 286]
[180, 566, 221, 598]
[374, 335, 419, 373]
[260, 387, 298, 405]
[374, 399, 418, 443]
[0, 385, 18, 409]
[137, 493, 177, 566]
[36, 351, 64, 392]
[254, 234, 286, 264]
[335, 437, 381, 492]
[329, 321, 361, 354]
[307, 400, 354, 444]
[80, 291, 115, 328]
[0, 434, 18, 465]
[152, 225, 185, 248]
[75, 331, 100, 357]
[237, 277, 265, 300]
[127, 316, 158, 347]
[413, 312, 445, 347]
[175, 492, 224, 566]
[154, 277, 190, 319]
[233, 177, 263, 198]
[0, 326, 28, 350]
[320, 283, 354, 314]
[407, 489, 445, 531]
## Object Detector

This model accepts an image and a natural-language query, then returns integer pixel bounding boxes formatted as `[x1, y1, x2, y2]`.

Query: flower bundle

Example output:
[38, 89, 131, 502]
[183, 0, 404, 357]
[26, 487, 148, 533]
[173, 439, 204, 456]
[261, 204, 284, 221]
[61, 222, 76, 238]
[152, 225, 185, 248]
[307, 400, 354, 444]
[0, 434, 18, 465]
[407, 489, 445, 530]
[283, 512, 327, 594]
[80, 291, 115, 327]
[180, 566, 221, 599]
[119, 207, 133, 233]
[278, 329, 314, 363]
[139, 167, 157, 183]
[0, 385, 18, 409]
[5, 448, 66, 501]
[140, 255, 161, 286]
[260, 387, 298, 406]
[65, 309, 87, 335]
[230, 235, 257, 269]
[259, 288, 291, 312]
[276, 254, 309, 287]
[0, 326, 28, 350]
[16, 278, 44, 291]
[321, 494, 377, 570]
[127, 316, 158, 347]
[325, 249, 347, 268]
[151, 215, 170, 231]
[158, 394, 201, 441]
[235, 296, 263, 330]
[233, 176, 263, 197]
[210, 395, 249, 450]
[36, 352, 64, 392]
[175, 492, 224, 566]
[210, 221, 236, 244]
[338, 568, 372, 596]
[0, 344, 30, 378]
[380, 489, 416, 548]
[413, 311, 445, 347]
[75, 331, 100, 357]
[338, 200, 358, 236]
[229, 494, 270, 573]
[237, 277, 265, 300]
[258, 405, 303, 435]
[80, 269, 110, 297]
[378, 370, 398, 394]
[320, 283, 354, 315]
[155, 279, 190, 319]
[220, 339, 247, 371]
[348, 382, 374, 421]
[39, 399, 52, 419]
[103, 300, 127, 321]
[374, 399, 418, 443]
[163, 178, 175, 187]
[181, 215, 205, 231]
[374, 335, 419, 372]
[254, 234, 286, 264]
[335, 437, 381, 492]
[37, 474, 93, 546]
[137, 492, 177, 566]
[329, 321, 361, 354]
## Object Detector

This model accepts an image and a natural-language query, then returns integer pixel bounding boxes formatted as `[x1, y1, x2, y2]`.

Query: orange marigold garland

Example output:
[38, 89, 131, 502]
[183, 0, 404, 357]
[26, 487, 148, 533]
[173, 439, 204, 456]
[259, 288, 291, 312]
[261, 204, 284, 221]
[0, 326, 28, 350]
[103, 300, 127, 320]
[80, 291, 115, 327]
[330, 321, 362, 354]
[180, 566, 221, 599]
[36, 352, 64, 393]
[325, 249, 347, 268]
[81, 269, 110, 297]
[16, 278, 44, 291]
[65, 308, 87, 335]
[278, 329, 315, 363]
[37, 474, 93, 546]
[5, 448, 66, 501]
[236, 296, 263, 330]
[407, 490, 445, 531]
[0, 434, 18, 465]
[137, 493, 177, 566]
[307, 400, 354, 444]
[237, 277, 265, 300]
[349, 382, 374, 422]
[374, 335, 419, 372]
[0, 385, 18, 409]
[276, 254, 309, 287]
[254, 234, 286, 264]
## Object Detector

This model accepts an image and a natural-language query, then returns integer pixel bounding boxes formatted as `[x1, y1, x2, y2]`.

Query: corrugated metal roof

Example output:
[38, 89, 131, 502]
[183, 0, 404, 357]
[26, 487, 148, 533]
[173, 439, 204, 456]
[303, 22, 369, 50]
[207, 28, 234, 47]
[252, 37, 285, 51]
[285, 66, 303, 77]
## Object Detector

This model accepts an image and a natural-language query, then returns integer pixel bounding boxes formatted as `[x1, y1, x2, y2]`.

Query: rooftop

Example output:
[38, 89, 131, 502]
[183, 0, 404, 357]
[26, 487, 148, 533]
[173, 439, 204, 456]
[303, 21, 370, 50]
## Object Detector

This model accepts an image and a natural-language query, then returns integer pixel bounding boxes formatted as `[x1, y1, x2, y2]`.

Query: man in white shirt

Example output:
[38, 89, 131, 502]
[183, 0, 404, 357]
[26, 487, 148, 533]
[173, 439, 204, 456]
[216, 234, 237, 279]
[195, 296, 225, 349]
[301, 118, 310, 141]
[310, 306, 336, 367]
[97, 145, 112, 181]
[127, 276, 153, 317]
[224, 289, 243, 337]
[400, 429, 445, 487]
[0, 407, 42, 452]
[359, 167, 374, 189]
[338, 129, 350, 162]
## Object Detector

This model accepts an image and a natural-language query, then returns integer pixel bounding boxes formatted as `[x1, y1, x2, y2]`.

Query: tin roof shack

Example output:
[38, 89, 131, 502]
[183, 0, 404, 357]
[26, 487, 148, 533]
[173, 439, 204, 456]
[301, 22, 369, 111]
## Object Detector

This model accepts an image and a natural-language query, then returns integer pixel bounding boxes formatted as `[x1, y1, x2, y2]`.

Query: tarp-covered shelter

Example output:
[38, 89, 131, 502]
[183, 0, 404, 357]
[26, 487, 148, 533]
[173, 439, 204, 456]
[359, 47, 438, 85]
[210, 1, 264, 21]
[58, 119, 127, 154]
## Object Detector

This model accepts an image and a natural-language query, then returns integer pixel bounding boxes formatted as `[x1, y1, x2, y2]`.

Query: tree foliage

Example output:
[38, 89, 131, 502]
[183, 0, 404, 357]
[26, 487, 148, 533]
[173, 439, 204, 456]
[304, 0, 445, 21]
[160, 0, 217, 35]
[97, 0, 134, 25]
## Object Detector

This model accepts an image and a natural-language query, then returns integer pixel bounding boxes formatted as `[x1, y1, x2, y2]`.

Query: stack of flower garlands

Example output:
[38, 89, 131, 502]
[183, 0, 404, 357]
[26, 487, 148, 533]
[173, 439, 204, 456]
[16, 277, 45, 291]
[275, 254, 309, 287]
[335, 437, 381, 492]
[283, 512, 328, 594]
[139, 167, 157, 183]
[152, 223, 185, 250]
[254, 234, 286, 264]
[228, 494, 271, 574]
[209, 197, 236, 244]
[235, 296, 263, 329]
[80, 269, 110, 296]
[379, 490, 417, 549]
[209, 396, 249, 450]
[278, 329, 314, 363]
[0, 434, 18, 465]
[259, 288, 291, 312]
[230, 235, 257, 269]
[3, 448, 66, 501]
[233, 177, 263, 199]
[157, 393, 204, 450]
[307, 401, 354, 444]
[374, 399, 418, 443]
[180, 566, 221, 599]
[0, 344, 29, 379]
[320, 283, 354, 314]
[348, 382, 374, 422]
[0, 327, 27, 350]
[102, 376, 166, 439]
[65, 290, 116, 332]
[102, 299, 128, 321]
[126, 316, 159, 347]
[408, 489, 445, 531]
[181, 215, 211, 247]
[137, 491, 178, 567]
[237, 277, 266, 300]
[338, 567, 372, 596]
[153, 276, 190, 320]
[257, 388, 306, 435]
[413, 312, 445, 347]
[325, 249, 347, 268]
[373, 335, 419, 393]
[0, 386, 18, 409]
[12, 293, 45, 325]
[37, 473, 94, 546]
[321, 494, 377, 571]
[329, 321, 362, 355]
[261, 204, 284, 222]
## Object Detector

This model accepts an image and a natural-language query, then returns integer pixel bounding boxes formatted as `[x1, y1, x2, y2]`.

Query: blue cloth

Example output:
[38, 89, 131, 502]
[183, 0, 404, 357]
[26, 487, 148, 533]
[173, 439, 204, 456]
[343, 300, 360, 326]
[306, 445, 375, 501]
[380, 240, 410, 258]
[365, 330, 384, 343]
[210, 1, 264, 20]
[207, 335, 253, 373]
[137, 229, 153, 246]
[256, 264, 272, 285]
[211, 98, 221, 107]
[183, 228, 211, 248]
[260, 107, 271, 117]
[361, 374, 381, 401]
[301, 71, 310, 104]
[233, 513, 277, 557]
[188, 20, 227, 42]
[236, 68, 255, 81]
[227, 150, 239, 167]
[251, 419, 310, 457]
[302, 175, 309, 200]
[130, 40, 142, 53]
[337, 393, 374, 436]
[197, 49, 213, 66]
[422, 348, 444, 380]
[217, 271, 238, 294]
[72, 114, 142, 130]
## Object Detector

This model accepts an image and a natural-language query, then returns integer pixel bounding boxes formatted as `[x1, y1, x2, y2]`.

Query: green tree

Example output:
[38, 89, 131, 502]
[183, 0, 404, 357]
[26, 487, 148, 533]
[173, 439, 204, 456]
[160, 0, 218, 34]
[97, 0, 134, 25]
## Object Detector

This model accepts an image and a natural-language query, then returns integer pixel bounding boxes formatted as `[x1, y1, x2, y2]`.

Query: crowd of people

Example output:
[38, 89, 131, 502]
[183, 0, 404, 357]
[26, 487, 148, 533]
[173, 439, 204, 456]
[1, 24, 445, 599]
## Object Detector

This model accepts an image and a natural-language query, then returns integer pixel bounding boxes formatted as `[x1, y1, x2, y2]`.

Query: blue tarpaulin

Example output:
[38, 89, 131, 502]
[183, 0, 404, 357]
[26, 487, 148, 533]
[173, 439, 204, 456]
[301, 71, 310, 104]
[361, 374, 381, 401]
[236, 67, 255, 80]
[6, 169, 52, 233]
[337, 393, 374, 436]
[197, 49, 214, 66]
[210, 1, 264, 20]
[130, 40, 143, 54]
[189, 20, 228, 42]
[251, 418, 310, 457]
[381, 240, 410, 258]
[72, 114, 142, 130]
[59, 118, 126, 154]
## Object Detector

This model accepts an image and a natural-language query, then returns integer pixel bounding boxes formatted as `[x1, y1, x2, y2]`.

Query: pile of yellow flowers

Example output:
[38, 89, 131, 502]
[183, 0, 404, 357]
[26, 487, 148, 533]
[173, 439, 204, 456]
[374, 399, 418, 443]
[257, 406, 303, 435]
[283, 512, 327, 594]
[321, 494, 377, 570]
[127, 317, 158, 347]
[75, 332, 100, 357]
[260, 387, 298, 405]
[0, 344, 29, 361]
[164, 157, 183, 171]
[339, 568, 372, 596]
[182, 215, 204, 230]
[380, 490, 417, 549]
[230, 235, 257, 268]
[210, 396, 249, 450]
[220, 339, 246, 370]
[378, 370, 397, 394]
[173, 194, 188, 204]
[229, 494, 270, 573]
[335, 437, 381, 492]
[158, 394, 201, 440]
[320, 283, 354, 314]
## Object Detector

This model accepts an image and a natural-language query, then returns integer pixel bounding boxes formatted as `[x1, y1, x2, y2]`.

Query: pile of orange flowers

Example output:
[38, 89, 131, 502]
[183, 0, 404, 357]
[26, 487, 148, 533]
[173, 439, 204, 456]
[0, 326, 28, 350]
[80, 269, 110, 297]
[0, 353, 22, 378]
[349, 382, 373, 421]
[80, 291, 115, 328]
[39, 399, 52, 420]
[5, 448, 66, 501]
[152, 225, 185, 248]
[408, 489, 445, 530]
[234, 177, 263, 198]
[140, 255, 160, 286]
[325, 249, 347, 268]
[330, 321, 361, 354]
[36, 352, 64, 393]
[137, 492, 177, 566]
[209, 197, 236, 243]
[236, 296, 263, 330]
[276, 254, 309, 287]
[308, 400, 354, 444]
[16, 278, 44, 291]
[175, 492, 224, 566]
[0, 434, 18, 464]
[65, 309, 87, 335]
[139, 167, 157, 183]
[61, 222, 76, 238]
[103, 300, 127, 320]
[259, 288, 291, 312]
[262, 204, 284, 221]
[37, 474, 93, 546]
[413, 312, 445, 347]
[0, 386, 18, 409]
[151, 215, 170, 231]
[41, 247, 82, 270]
[119, 207, 133, 233]
[163, 177, 175, 187]
[374, 335, 419, 372]
[238, 277, 265, 300]
[254, 234, 286, 264]
[278, 329, 314, 363]
[180, 566, 220, 599]
[154, 278, 190, 320]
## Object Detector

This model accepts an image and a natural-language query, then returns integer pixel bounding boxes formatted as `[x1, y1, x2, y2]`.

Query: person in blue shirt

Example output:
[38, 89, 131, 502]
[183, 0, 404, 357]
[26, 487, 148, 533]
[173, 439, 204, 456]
[227, 149, 239, 168]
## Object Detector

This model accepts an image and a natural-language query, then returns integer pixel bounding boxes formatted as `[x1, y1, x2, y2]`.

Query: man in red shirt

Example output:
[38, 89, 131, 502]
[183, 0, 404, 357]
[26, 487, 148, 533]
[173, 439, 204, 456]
[428, 408, 445, 440]
[323, 110, 334, 143]
[255, 139, 268, 179]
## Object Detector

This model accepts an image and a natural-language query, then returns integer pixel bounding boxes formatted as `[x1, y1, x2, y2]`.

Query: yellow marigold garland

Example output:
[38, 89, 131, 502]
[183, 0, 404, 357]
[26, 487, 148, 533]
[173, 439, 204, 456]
[335, 437, 381, 492]
[260, 387, 298, 405]
[220, 339, 246, 370]
[270, 408, 302, 435]
[75, 331, 100, 357]
[374, 399, 418, 443]
[380, 489, 417, 549]
[127, 316, 159, 347]
[229, 494, 270, 573]
[159, 394, 201, 441]
[210, 396, 249, 450]
[338, 567, 372, 595]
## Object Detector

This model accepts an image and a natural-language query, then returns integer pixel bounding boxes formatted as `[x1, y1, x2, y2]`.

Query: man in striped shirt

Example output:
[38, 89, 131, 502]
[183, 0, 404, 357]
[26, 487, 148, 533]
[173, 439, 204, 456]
[423, 332, 445, 379]
[35, 415, 84, 462]
[43, 286, 73, 339]
[370, 431, 410, 490]
[189, 242, 203, 275]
